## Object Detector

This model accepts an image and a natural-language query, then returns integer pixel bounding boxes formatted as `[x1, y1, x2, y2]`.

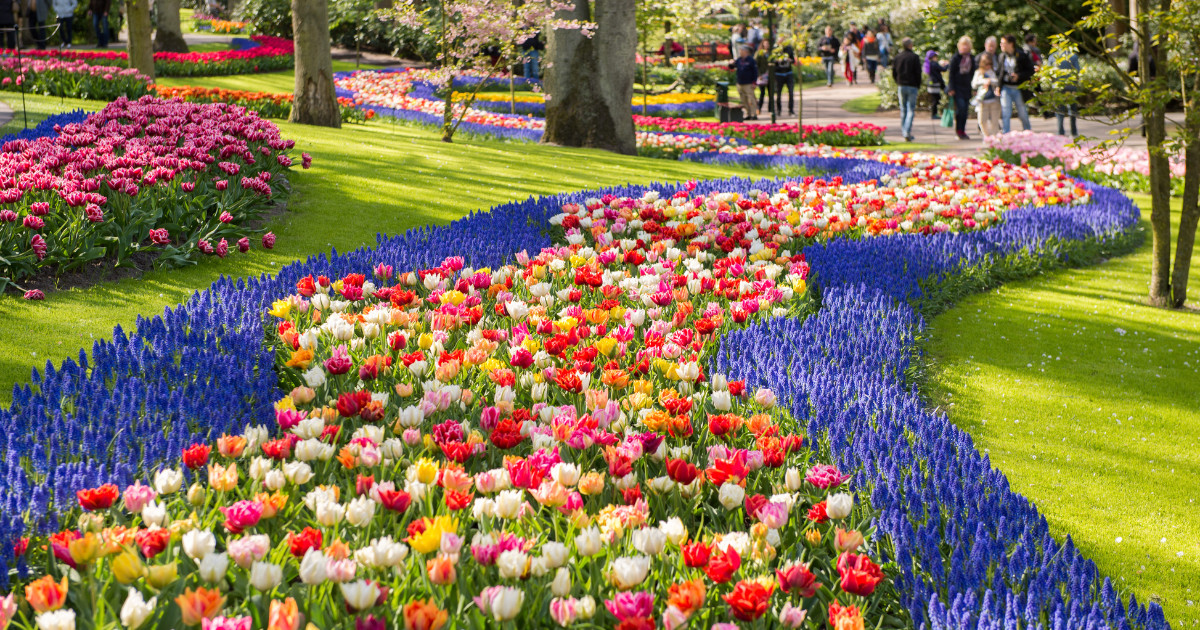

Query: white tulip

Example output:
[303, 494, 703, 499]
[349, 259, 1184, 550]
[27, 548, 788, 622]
[494, 489, 523, 519]
[575, 527, 602, 557]
[264, 469, 287, 491]
[718, 482, 745, 510]
[140, 501, 166, 528]
[283, 461, 313, 485]
[550, 463, 580, 488]
[37, 609, 76, 630]
[659, 517, 688, 546]
[119, 590, 155, 629]
[711, 390, 732, 411]
[248, 457, 273, 481]
[551, 566, 572, 597]
[181, 529, 215, 561]
[609, 555, 651, 589]
[488, 586, 525, 621]
[346, 497, 376, 528]
[299, 549, 327, 584]
[315, 499, 345, 527]
[496, 549, 529, 580]
[785, 467, 803, 492]
[826, 493, 853, 520]
[542, 541, 568, 569]
[632, 527, 667, 556]
[198, 552, 229, 583]
[153, 468, 182, 495]
[250, 561, 282, 591]
[339, 580, 381, 611]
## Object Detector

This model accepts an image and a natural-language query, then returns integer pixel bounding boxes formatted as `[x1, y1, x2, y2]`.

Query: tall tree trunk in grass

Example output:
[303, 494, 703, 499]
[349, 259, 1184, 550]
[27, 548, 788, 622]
[1171, 141, 1200, 307]
[153, 0, 190, 53]
[127, 0, 156, 80]
[543, 0, 636, 155]
[1139, 0, 1172, 306]
[290, 0, 341, 128]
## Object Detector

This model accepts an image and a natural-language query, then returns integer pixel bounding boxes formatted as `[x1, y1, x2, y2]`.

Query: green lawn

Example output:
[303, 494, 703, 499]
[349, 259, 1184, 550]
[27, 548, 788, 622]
[0, 94, 105, 134]
[924, 195, 1200, 626]
[155, 60, 374, 94]
[0, 94, 765, 403]
[842, 92, 881, 114]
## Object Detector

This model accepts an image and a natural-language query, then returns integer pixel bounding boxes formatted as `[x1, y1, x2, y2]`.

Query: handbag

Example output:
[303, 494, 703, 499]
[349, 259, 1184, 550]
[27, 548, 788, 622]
[940, 107, 955, 128]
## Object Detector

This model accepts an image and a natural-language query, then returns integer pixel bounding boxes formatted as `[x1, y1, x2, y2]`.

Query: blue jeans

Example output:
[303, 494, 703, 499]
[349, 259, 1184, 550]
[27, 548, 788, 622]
[898, 85, 918, 138]
[1056, 105, 1077, 136]
[522, 49, 539, 80]
[92, 13, 109, 48]
[1000, 85, 1030, 133]
[879, 49, 889, 68]
[823, 59, 835, 84]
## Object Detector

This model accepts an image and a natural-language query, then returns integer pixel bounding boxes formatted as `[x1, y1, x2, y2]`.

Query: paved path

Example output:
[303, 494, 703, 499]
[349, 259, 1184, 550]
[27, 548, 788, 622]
[752, 81, 1149, 155]
[0, 100, 11, 129]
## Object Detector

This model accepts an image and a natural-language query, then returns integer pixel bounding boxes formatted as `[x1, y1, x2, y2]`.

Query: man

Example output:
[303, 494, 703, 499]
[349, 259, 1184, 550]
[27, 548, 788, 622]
[0, 0, 16, 48]
[730, 44, 759, 120]
[997, 34, 1034, 133]
[519, 31, 544, 80]
[892, 37, 921, 142]
[87, 0, 107, 47]
[817, 25, 840, 88]
[1050, 48, 1080, 136]
[847, 22, 862, 45]
[746, 19, 763, 52]
[27, 0, 49, 49]
[976, 36, 998, 71]
[1024, 34, 1042, 66]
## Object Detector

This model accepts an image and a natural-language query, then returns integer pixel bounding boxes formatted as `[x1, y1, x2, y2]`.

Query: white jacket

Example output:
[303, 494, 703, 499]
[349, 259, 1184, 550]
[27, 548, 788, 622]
[52, 0, 76, 18]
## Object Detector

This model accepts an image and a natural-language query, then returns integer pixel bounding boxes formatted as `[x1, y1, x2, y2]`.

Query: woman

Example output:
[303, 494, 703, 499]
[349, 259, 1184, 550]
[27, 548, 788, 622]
[730, 24, 746, 55]
[972, 55, 1002, 137]
[839, 35, 860, 86]
[772, 45, 797, 115]
[924, 50, 947, 118]
[947, 35, 976, 140]
[861, 29, 880, 83]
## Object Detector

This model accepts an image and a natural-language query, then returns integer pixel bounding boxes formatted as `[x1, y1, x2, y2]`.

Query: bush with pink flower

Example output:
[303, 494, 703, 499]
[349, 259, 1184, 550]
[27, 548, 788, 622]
[0, 96, 300, 294]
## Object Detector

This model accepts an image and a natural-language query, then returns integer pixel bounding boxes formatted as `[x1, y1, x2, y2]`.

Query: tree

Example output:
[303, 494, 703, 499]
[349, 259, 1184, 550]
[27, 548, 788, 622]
[544, 0, 637, 154]
[154, 0, 190, 53]
[388, 0, 589, 143]
[127, 0, 156, 80]
[291, 0, 342, 127]
[1020, 0, 1199, 307]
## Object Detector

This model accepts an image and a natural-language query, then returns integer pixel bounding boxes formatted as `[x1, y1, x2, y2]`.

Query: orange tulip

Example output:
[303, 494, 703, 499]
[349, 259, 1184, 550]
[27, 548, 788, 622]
[175, 586, 225, 626]
[402, 599, 448, 630]
[426, 555, 456, 585]
[268, 598, 302, 630]
[24, 575, 68, 613]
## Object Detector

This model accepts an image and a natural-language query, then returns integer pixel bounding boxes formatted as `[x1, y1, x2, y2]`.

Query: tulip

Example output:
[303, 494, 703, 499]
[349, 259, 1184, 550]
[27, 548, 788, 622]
[0, 594, 16, 630]
[575, 526, 602, 556]
[120, 590, 156, 629]
[718, 482, 745, 510]
[609, 555, 651, 590]
[299, 549, 327, 585]
[401, 599, 448, 630]
[25, 576, 68, 613]
[175, 587, 225, 626]
[250, 562, 283, 591]
[111, 548, 147, 584]
[182, 529, 216, 561]
[198, 553, 230, 584]
[826, 493, 853, 520]
[35, 610, 75, 630]
[267, 598, 302, 630]
[340, 580, 382, 612]
[122, 483, 157, 514]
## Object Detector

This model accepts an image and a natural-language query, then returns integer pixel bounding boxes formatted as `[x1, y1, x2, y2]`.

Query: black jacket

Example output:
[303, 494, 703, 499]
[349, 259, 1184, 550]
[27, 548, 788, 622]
[892, 49, 922, 87]
[997, 48, 1035, 88]
[947, 52, 976, 94]
[817, 36, 839, 59]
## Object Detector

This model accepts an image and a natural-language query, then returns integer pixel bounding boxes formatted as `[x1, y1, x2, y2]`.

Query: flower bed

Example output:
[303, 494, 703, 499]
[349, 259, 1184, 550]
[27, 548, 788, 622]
[633, 118, 887, 147]
[983, 131, 1184, 195]
[0, 36, 293, 77]
[153, 85, 376, 124]
[463, 90, 717, 118]
[0, 96, 301, 294]
[0, 143, 1162, 630]
[0, 57, 152, 101]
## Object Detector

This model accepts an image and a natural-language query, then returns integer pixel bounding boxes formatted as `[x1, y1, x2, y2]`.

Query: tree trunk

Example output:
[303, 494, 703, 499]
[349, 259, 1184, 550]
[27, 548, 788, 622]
[1171, 139, 1200, 307]
[153, 0, 189, 53]
[290, 0, 341, 128]
[1139, 0, 1171, 306]
[543, 0, 636, 155]
[126, 0, 156, 81]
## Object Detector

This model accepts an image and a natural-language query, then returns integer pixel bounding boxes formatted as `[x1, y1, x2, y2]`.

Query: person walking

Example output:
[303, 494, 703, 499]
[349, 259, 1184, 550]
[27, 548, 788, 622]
[1024, 34, 1043, 66]
[972, 55, 1002, 136]
[87, 0, 108, 47]
[924, 49, 947, 118]
[997, 34, 1034, 132]
[976, 36, 998, 70]
[1050, 49, 1080, 136]
[893, 37, 921, 142]
[772, 44, 796, 115]
[839, 34, 860, 86]
[747, 19, 763, 52]
[730, 44, 760, 120]
[755, 47, 770, 114]
[27, 0, 48, 49]
[877, 23, 893, 68]
[52, 0, 73, 46]
[947, 35, 977, 140]
[518, 31, 543, 80]
[818, 25, 839, 87]
[730, 24, 746, 55]
[0, 0, 16, 48]
[861, 29, 880, 83]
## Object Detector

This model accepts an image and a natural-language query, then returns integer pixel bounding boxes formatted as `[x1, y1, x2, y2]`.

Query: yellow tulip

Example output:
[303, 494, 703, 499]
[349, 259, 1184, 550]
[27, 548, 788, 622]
[111, 547, 147, 584]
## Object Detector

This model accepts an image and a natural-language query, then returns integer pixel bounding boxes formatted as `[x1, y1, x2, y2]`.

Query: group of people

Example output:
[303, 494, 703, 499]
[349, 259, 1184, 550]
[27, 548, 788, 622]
[729, 20, 797, 120]
[893, 33, 1080, 142]
[817, 21, 893, 87]
[0, 0, 112, 50]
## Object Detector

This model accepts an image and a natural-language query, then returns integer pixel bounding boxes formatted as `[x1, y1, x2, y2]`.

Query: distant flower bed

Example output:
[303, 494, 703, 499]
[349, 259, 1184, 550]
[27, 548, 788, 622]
[194, 18, 248, 33]
[457, 90, 717, 118]
[634, 117, 887, 147]
[153, 85, 374, 124]
[984, 131, 1184, 195]
[0, 96, 302, 295]
[0, 57, 152, 101]
[0, 35, 293, 77]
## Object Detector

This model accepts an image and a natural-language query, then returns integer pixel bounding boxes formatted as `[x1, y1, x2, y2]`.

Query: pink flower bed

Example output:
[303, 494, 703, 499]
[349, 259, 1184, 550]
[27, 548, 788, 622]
[983, 131, 1185, 178]
[0, 36, 294, 77]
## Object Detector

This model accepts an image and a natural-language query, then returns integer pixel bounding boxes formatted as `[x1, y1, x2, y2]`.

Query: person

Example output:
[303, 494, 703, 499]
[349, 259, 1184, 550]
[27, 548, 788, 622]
[818, 25, 840, 87]
[976, 36, 998, 71]
[1024, 34, 1042, 66]
[0, 0, 16, 48]
[747, 19, 763, 52]
[772, 44, 796, 115]
[1050, 49, 1080, 136]
[87, 0, 108, 47]
[861, 29, 880, 83]
[518, 31, 543, 79]
[947, 35, 977, 140]
[877, 23, 893, 67]
[730, 24, 746, 55]
[924, 50, 947, 118]
[892, 37, 921, 142]
[847, 22, 862, 45]
[730, 44, 759, 120]
[28, 0, 49, 49]
[755, 47, 770, 113]
[659, 39, 684, 58]
[839, 35, 860, 86]
[997, 34, 1034, 132]
[52, 0, 73, 46]
[972, 55, 1002, 136]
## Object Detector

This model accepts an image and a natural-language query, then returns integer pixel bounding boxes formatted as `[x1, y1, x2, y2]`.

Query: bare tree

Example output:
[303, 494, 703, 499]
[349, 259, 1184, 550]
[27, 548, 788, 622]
[543, 0, 637, 155]
[290, 0, 342, 127]
[154, 0, 190, 53]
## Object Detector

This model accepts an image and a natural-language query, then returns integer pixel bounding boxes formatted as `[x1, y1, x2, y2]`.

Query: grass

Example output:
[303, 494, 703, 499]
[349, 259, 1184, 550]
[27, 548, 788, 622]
[842, 92, 881, 115]
[0, 93, 768, 404]
[923, 195, 1200, 627]
[154, 60, 373, 93]
[0, 94, 105, 133]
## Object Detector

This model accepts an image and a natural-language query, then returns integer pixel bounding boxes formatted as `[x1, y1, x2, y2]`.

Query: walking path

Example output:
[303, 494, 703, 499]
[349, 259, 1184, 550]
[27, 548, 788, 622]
[756, 82, 1149, 155]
